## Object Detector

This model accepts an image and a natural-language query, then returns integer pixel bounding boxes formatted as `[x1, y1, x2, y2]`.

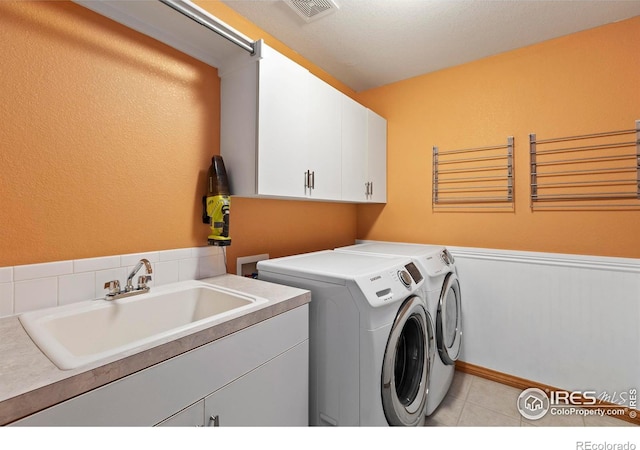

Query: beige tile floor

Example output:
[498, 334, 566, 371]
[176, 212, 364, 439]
[424, 371, 637, 427]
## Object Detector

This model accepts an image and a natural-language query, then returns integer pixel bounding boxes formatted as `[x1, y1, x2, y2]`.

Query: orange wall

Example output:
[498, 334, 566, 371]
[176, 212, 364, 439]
[356, 16, 640, 258]
[3, 1, 638, 269]
[0, 1, 356, 268]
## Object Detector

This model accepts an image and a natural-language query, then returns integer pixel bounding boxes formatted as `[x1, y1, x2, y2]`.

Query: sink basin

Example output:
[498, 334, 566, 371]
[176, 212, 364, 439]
[19, 280, 268, 370]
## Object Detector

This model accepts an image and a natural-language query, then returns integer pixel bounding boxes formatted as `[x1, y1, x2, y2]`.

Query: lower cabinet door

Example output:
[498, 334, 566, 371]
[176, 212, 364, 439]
[155, 400, 205, 427]
[204, 340, 308, 427]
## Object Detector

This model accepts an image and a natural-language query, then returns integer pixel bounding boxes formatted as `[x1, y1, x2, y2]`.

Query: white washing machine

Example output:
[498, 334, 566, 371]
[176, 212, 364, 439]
[335, 242, 462, 416]
[257, 250, 435, 426]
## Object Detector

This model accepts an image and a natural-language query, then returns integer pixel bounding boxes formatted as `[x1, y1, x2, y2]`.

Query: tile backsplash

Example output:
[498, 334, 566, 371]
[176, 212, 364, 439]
[0, 246, 226, 318]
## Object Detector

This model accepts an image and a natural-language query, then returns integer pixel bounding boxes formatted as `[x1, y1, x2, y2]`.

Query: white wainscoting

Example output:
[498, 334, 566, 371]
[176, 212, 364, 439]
[448, 246, 640, 396]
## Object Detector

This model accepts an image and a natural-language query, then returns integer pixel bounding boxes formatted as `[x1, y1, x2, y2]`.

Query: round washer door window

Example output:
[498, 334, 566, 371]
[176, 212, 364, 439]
[381, 296, 433, 426]
[436, 272, 462, 365]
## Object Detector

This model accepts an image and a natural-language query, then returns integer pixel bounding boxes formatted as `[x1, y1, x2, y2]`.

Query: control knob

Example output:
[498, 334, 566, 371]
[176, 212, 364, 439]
[398, 270, 412, 288]
[441, 249, 454, 265]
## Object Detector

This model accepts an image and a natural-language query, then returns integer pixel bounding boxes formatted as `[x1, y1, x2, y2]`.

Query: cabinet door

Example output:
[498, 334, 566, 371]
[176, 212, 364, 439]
[204, 341, 308, 426]
[341, 96, 368, 202]
[220, 59, 259, 197]
[307, 76, 342, 200]
[257, 45, 310, 198]
[367, 110, 387, 203]
[155, 400, 205, 427]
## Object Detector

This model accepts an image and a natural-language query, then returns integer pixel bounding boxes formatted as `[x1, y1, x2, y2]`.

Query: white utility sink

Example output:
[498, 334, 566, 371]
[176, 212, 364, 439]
[19, 280, 268, 370]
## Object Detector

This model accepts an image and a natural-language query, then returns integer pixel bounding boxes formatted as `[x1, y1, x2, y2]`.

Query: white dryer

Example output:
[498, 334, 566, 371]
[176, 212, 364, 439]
[257, 250, 434, 426]
[335, 242, 462, 416]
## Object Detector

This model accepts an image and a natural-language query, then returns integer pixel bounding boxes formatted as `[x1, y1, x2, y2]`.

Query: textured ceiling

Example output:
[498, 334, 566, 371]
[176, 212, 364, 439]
[222, 0, 640, 92]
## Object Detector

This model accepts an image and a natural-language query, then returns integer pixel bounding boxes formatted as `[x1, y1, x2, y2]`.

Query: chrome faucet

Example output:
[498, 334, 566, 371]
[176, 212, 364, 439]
[126, 258, 153, 292]
[103, 258, 153, 300]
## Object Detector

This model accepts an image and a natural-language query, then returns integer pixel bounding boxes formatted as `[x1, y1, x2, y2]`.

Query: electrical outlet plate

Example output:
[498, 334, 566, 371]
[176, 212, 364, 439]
[237, 254, 270, 277]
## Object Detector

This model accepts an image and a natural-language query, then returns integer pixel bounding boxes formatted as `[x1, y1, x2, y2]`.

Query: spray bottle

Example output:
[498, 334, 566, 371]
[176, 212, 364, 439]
[202, 155, 231, 246]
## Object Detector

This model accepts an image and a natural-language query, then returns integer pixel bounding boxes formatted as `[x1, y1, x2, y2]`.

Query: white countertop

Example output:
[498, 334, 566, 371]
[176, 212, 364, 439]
[0, 274, 310, 425]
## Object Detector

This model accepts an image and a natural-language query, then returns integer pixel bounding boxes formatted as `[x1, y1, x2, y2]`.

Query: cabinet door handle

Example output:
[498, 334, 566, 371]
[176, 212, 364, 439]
[370, 181, 373, 197]
[304, 171, 308, 189]
[208, 415, 220, 427]
[311, 171, 315, 189]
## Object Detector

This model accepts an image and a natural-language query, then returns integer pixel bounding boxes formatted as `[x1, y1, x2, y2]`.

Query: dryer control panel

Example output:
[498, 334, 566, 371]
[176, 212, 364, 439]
[441, 249, 455, 265]
[418, 250, 453, 277]
[354, 262, 424, 308]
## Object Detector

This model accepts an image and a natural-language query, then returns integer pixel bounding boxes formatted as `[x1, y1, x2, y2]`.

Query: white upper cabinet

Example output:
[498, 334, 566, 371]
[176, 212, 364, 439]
[257, 46, 342, 200]
[221, 42, 387, 203]
[341, 96, 369, 202]
[220, 43, 316, 199]
[256, 44, 310, 198]
[341, 100, 388, 203]
[367, 110, 388, 203]
[307, 75, 343, 201]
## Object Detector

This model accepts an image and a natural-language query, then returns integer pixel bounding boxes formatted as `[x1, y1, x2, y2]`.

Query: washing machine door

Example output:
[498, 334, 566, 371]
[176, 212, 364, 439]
[381, 295, 433, 426]
[436, 272, 462, 365]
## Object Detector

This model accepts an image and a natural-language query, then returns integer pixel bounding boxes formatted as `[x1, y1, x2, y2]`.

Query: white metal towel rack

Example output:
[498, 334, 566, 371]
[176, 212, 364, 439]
[432, 137, 514, 210]
[529, 120, 640, 210]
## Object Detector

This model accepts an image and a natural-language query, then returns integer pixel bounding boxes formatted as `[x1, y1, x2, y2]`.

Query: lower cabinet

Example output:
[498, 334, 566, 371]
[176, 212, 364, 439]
[156, 341, 308, 427]
[12, 305, 309, 427]
[156, 400, 205, 427]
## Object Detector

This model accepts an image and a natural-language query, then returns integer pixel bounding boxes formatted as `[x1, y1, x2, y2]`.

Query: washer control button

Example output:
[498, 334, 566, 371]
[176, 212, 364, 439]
[398, 270, 412, 287]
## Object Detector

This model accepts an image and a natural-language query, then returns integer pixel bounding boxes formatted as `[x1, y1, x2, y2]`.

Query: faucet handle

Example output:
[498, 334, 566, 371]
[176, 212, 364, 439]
[137, 275, 152, 289]
[104, 280, 121, 295]
[141, 258, 152, 274]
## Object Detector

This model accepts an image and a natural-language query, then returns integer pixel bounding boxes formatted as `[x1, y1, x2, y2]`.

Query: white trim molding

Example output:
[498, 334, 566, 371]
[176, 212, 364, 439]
[447, 245, 640, 274]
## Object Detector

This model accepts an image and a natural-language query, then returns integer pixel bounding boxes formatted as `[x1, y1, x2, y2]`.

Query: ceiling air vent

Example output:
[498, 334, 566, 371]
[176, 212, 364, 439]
[284, 0, 339, 23]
